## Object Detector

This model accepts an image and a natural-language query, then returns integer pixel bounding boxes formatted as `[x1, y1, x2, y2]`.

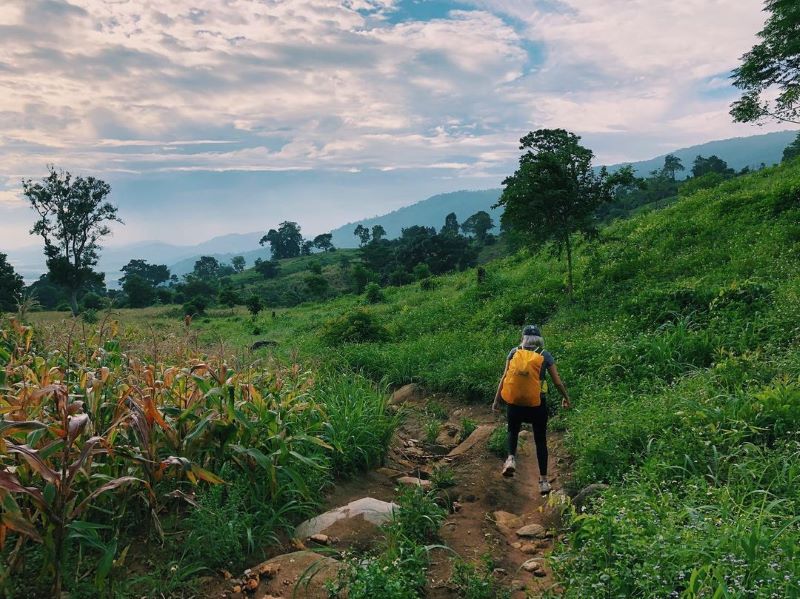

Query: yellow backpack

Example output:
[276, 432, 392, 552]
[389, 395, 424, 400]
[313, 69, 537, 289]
[501, 348, 546, 407]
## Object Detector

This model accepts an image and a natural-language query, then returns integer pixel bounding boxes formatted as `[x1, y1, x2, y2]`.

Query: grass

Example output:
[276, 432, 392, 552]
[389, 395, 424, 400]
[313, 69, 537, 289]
[19, 158, 800, 597]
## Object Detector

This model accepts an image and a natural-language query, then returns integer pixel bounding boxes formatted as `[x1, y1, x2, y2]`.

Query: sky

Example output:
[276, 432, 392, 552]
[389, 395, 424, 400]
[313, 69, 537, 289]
[0, 0, 792, 249]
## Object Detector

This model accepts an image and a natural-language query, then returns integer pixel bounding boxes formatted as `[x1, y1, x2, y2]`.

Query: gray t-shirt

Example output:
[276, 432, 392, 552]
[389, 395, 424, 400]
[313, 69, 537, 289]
[507, 347, 555, 383]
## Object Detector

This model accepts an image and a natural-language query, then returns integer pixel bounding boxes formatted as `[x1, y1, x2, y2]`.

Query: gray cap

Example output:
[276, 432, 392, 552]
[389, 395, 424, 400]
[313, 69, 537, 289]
[522, 325, 541, 336]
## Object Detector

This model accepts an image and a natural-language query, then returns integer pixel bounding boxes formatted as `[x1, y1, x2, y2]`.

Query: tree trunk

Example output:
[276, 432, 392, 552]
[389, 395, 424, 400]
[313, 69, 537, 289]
[69, 290, 79, 316]
[565, 235, 574, 295]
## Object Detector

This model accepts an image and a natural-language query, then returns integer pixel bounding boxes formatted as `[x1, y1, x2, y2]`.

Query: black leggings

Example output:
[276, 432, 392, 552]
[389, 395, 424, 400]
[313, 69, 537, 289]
[506, 400, 548, 476]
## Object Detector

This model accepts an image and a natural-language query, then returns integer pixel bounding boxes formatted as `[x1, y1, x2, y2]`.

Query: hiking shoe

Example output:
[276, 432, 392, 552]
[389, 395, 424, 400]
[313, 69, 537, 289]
[539, 479, 552, 495]
[502, 455, 516, 477]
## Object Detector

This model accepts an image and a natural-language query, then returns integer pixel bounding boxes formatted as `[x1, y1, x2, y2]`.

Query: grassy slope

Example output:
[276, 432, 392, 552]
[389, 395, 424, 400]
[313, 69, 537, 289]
[194, 160, 800, 596]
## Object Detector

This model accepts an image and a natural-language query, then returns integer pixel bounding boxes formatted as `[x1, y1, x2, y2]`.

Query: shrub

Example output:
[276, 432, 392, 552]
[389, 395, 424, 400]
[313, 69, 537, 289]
[81, 292, 105, 310]
[430, 465, 456, 490]
[451, 556, 511, 599]
[183, 296, 207, 316]
[419, 277, 435, 291]
[385, 486, 447, 544]
[364, 282, 383, 304]
[246, 295, 263, 316]
[425, 400, 448, 421]
[81, 308, 98, 324]
[322, 310, 388, 345]
[424, 420, 440, 444]
[459, 418, 477, 442]
[487, 424, 508, 457]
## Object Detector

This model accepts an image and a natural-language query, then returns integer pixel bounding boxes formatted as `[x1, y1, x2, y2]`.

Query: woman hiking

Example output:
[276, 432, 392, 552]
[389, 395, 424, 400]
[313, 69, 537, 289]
[492, 325, 571, 495]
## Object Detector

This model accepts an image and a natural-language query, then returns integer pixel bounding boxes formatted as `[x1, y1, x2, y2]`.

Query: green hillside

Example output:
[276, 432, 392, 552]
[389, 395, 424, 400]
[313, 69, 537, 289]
[196, 159, 800, 596]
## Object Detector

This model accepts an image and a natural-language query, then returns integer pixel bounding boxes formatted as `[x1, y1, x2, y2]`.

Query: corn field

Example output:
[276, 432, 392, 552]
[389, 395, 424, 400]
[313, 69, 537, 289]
[0, 316, 395, 596]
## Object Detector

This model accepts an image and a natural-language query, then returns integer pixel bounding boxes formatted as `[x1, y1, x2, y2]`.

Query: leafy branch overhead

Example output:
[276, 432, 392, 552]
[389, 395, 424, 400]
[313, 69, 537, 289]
[731, 0, 800, 124]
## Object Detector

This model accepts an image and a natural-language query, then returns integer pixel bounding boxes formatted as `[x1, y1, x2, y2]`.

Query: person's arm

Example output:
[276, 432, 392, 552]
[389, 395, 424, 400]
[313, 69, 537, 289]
[492, 361, 510, 412]
[547, 363, 572, 409]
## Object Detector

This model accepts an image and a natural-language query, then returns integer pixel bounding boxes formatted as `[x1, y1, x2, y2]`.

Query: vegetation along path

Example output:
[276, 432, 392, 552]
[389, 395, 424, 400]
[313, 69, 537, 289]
[219, 388, 571, 599]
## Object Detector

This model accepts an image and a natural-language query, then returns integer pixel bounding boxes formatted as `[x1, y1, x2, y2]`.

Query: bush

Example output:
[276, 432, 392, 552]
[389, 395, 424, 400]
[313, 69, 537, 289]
[451, 556, 511, 599]
[183, 296, 208, 316]
[246, 295, 263, 316]
[364, 282, 383, 303]
[459, 418, 477, 442]
[487, 425, 508, 457]
[419, 277, 435, 291]
[218, 287, 240, 308]
[81, 308, 98, 324]
[81, 292, 105, 310]
[322, 310, 388, 345]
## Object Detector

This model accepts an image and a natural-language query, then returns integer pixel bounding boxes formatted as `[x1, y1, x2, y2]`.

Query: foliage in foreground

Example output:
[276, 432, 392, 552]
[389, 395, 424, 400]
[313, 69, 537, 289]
[0, 318, 395, 596]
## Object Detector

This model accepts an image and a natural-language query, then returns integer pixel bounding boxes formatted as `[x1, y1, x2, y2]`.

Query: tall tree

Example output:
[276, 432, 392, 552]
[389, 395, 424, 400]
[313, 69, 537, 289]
[731, 0, 800, 125]
[461, 211, 494, 243]
[192, 256, 221, 280]
[783, 132, 800, 162]
[254, 258, 280, 279]
[120, 259, 170, 287]
[0, 253, 24, 312]
[313, 233, 335, 252]
[354, 224, 371, 247]
[691, 155, 734, 178]
[122, 274, 155, 308]
[371, 224, 386, 242]
[662, 154, 685, 181]
[260, 221, 303, 259]
[440, 212, 460, 236]
[23, 166, 121, 315]
[495, 129, 635, 294]
[231, 256, 246, 273]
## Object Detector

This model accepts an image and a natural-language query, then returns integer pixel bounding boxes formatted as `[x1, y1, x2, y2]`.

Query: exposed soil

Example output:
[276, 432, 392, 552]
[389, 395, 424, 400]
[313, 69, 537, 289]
[217, 391, 571, 598]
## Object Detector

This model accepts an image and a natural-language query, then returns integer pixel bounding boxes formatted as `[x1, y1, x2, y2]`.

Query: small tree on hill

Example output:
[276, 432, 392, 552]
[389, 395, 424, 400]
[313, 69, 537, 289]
[254, 258, 280, 279]
[354, 224, 371, 247]
[23, 166, 121, 315]
[313, 233, 335, 252]
[495, 129, 635, 294]
[260, 221, 303, 259]
[461, 211, 494, 243]
[231, 256, 246, 272]
[371, 225, 386, 241]
[192, 256, 221, 280]
[662, 154, 685, 181]
[440, 212, 460, 236]
[731, 0, 800, 125]
[691, 155, 734, 178]
[246, 294, 263, 317]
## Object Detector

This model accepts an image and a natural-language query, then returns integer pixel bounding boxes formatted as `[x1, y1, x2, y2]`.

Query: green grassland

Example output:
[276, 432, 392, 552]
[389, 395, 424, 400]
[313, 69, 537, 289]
[21, 159, 800, 597]
[189, 160, 800, 596]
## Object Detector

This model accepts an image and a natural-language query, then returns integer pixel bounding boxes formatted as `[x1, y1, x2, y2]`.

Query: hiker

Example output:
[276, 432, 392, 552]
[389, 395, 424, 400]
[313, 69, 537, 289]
[492, 325, 571, 495]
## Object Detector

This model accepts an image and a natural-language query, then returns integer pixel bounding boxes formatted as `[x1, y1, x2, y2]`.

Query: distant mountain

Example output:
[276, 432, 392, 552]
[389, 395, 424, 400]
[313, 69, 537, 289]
[609, 130, 798, 178]
[7, 130, 797, 284]
[329, 189, 503, 248]
[6, 232, 266, 287]
[328, 130, 799, 247]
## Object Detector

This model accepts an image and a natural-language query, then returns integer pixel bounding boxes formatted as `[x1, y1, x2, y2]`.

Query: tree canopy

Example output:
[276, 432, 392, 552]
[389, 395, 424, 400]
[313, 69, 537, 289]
[691, 155, 735, 178]
[0, 253, 24, 312]
[231, 256, 246, 273]
[731, 0, 800, 125]
[496, 129, 635, 293]
[461, 211, 494, 243]
[313, 233, 335, 252]
[23, 166, 120, 315]
[261, 221, 303, 259]
[354, 224, 371, 247]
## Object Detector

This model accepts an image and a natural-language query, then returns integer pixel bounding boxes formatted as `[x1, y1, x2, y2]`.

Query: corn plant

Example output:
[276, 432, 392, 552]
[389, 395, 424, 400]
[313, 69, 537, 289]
[0, 384, 140, 596]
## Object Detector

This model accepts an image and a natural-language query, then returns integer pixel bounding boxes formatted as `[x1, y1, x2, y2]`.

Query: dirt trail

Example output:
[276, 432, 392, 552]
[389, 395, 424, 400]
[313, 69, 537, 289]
[221, 390, 570, 598]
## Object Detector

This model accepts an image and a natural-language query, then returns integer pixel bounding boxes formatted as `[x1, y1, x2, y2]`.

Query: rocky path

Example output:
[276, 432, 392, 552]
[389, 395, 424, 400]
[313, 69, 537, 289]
[219, 386, 573, 598]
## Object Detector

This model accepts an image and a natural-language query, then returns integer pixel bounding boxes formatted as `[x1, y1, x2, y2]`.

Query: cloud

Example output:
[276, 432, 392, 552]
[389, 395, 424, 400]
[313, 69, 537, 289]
[0, 0, 797, 248]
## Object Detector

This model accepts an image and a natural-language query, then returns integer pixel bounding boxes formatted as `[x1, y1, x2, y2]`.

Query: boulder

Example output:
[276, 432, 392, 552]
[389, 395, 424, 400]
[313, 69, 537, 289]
[572, 483, 609, 511]
[397, 476, 432, 490]
[295, 497, 397, 540]
[447, 425, 495, 457]
[493, 510, 523, 531]
[516, 523, 547, 539]
[248, 551, 342, 599]
[389, 383, 423, 405]
[522, 559, 543, 573]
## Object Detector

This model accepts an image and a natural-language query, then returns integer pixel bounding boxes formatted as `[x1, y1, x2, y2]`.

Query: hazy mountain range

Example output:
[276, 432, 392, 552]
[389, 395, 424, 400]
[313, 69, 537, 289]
[5, 130, 797, 286]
